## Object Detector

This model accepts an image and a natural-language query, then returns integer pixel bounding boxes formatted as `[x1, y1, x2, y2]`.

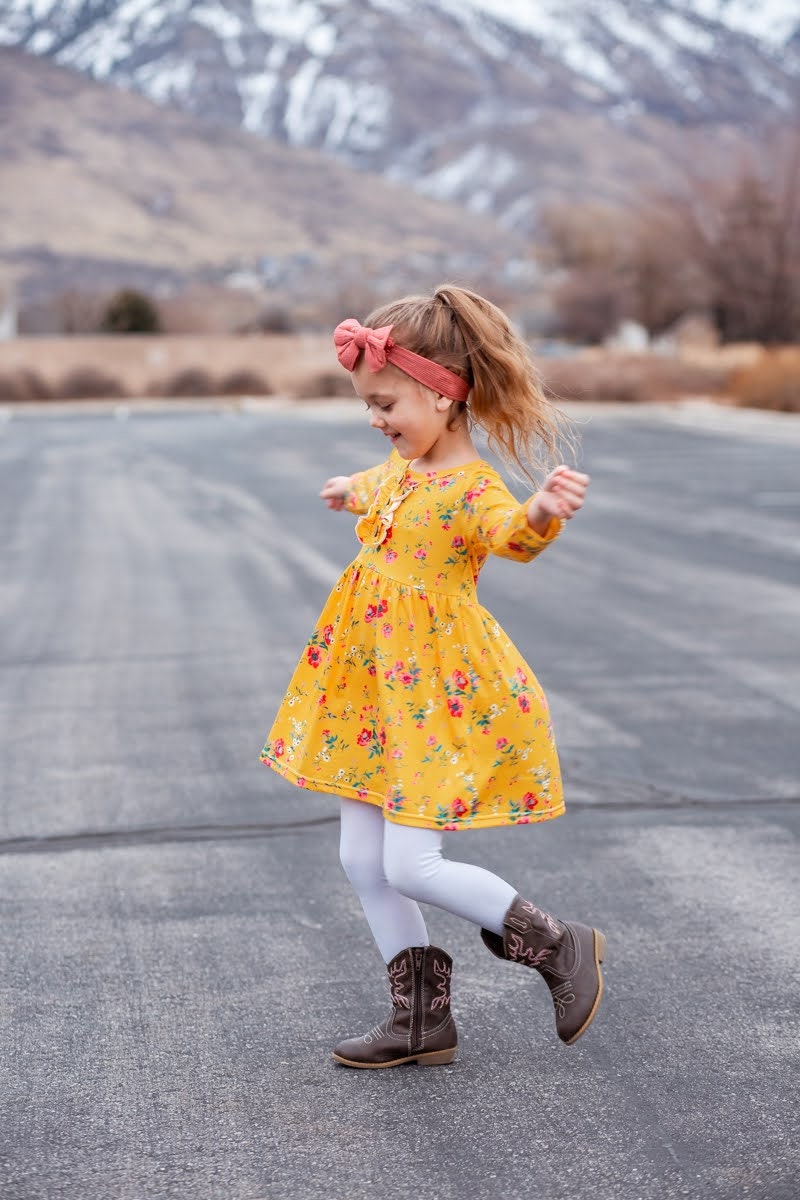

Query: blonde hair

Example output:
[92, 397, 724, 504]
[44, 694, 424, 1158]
[364, 284, 575, 484]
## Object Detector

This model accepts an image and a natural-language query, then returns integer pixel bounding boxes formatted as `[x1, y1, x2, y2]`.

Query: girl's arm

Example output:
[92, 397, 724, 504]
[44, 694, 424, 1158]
[320, 454, 399, 514]
[474, 466, 589, 562]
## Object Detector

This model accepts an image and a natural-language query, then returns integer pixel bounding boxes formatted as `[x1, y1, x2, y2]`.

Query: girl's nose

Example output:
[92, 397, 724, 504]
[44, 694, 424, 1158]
[369, 410, 386, 429]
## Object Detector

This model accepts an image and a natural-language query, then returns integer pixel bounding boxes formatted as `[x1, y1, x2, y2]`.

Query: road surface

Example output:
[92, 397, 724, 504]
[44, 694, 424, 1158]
[1, 400, 798, 1199]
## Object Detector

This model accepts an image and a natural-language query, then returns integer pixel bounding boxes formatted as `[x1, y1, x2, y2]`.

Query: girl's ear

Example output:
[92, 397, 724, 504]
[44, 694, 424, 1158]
[434, 393, 451, 412]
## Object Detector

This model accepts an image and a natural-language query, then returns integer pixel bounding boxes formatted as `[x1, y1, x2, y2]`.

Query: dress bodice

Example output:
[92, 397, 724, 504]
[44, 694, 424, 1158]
[351, 454, 560, 600]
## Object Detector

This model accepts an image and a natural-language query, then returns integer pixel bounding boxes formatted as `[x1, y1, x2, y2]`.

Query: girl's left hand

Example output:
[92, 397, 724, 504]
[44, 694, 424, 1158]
[320, 475, 353, 510]
[527, 465, 590, 529]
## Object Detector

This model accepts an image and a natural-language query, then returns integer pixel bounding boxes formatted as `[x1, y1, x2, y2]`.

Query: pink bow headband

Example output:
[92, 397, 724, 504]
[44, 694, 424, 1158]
[333, 319, 470, 402]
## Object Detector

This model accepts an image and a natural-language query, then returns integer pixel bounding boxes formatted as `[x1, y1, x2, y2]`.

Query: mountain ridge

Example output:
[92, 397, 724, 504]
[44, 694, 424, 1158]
[2, 0, 798, 231]
[0, 45, 524, 310]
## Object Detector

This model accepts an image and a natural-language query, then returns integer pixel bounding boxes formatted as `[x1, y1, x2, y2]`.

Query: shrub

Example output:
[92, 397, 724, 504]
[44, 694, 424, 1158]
[248, 306, 293, 334]
[542, 357, 646, 403]
[291, 370, 355, 399]
[0, 369, 51, 401]
[156, 368, 217, 397]
[540, 354, 730, 405]
[728, 349, 800, 412]
[218, 369, 272, 396]
[58, 367, 126, 400]
[101, 288, 161, 334]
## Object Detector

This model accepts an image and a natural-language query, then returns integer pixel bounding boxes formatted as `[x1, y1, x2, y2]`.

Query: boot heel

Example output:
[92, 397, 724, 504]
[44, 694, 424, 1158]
[594, 930, 606, 963]
[416, 1047, 456, 1066]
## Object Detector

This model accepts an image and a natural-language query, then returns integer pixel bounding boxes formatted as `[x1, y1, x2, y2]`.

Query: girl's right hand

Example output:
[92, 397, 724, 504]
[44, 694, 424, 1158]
[320, 475, 352, 510]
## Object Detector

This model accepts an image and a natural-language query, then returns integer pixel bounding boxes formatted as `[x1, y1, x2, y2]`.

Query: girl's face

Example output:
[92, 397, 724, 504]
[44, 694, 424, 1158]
[352, 361, 453, 463]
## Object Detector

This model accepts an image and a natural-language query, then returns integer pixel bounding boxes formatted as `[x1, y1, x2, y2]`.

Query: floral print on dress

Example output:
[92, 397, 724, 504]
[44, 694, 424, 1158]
[261, 451, 565, 831]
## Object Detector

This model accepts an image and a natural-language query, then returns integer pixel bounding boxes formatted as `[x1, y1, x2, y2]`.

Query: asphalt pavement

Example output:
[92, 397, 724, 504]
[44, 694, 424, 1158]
[1, 399, 798, 1200]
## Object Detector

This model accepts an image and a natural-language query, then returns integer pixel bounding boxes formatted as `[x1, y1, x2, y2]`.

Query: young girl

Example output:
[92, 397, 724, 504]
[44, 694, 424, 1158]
[260, 284, 604, 1069]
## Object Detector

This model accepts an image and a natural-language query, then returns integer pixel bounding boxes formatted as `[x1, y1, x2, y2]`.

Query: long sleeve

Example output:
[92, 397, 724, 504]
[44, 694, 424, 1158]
[343, 452, 401, 515]
[470, 474, 563, 562]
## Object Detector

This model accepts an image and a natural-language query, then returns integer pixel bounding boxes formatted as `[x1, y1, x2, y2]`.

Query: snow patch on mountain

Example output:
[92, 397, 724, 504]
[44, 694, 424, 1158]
[659, 11, 717, 55]
[240, 72, 279, 133]
[137, 58, 197, 106]
[192, 4, 244, 41]
[251, 0, 333, 44]
[455, 0, 800, 50]
[417, 144, 518, 209]
[682, 0, 800, 47]
[282, 58, 389, 149]
[446, 0, 583, 42]
[285, 58, 323, 143]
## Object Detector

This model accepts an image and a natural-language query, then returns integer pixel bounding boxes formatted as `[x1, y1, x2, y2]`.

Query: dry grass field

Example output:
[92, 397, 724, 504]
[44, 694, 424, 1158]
[0, 334, 798, 411]
[0, 334, 341, 401]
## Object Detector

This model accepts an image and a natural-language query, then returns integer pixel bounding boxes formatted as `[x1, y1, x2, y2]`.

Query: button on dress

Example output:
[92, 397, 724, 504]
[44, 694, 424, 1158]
[261, 451, 565, 830]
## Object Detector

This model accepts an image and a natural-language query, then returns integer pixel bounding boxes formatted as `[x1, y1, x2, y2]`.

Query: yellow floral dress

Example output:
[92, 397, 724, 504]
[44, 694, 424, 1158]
[260, 451, 566, 831]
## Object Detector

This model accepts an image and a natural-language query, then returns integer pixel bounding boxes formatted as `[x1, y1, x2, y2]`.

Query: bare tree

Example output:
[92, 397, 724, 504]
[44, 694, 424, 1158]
[537, 202, 627, 272]
[624, 203, 708, 336]
[660, 130, 800, 343]
[538, 128, 800, 344]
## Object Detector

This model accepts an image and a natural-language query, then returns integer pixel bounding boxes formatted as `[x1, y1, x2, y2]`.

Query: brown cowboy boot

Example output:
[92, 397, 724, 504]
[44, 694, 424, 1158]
[481, 896, 606, 1045]
[332, 945, 457, 1068]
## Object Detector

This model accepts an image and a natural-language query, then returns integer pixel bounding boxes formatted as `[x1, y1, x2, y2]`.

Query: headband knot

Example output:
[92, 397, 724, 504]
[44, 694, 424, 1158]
[334, 319, 394, 373]
[333, 319, 470, 403]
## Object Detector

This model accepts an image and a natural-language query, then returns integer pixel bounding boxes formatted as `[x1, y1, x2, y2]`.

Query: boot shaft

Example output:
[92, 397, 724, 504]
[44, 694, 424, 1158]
[388, 945, 453, 1054]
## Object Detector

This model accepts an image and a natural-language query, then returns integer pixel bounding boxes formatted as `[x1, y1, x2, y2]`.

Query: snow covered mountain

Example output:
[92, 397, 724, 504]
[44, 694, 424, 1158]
[2, 45, 526, 311]
[2, 1, 799, 231]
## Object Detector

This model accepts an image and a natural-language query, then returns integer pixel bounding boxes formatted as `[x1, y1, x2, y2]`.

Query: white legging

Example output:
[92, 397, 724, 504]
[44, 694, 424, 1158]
[339, 797, 517, 963]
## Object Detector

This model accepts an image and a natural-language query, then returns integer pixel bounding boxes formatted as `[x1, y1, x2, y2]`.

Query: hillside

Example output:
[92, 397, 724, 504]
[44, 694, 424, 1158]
[2, 0, 798, 232]
[0, 47, 524, 306]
